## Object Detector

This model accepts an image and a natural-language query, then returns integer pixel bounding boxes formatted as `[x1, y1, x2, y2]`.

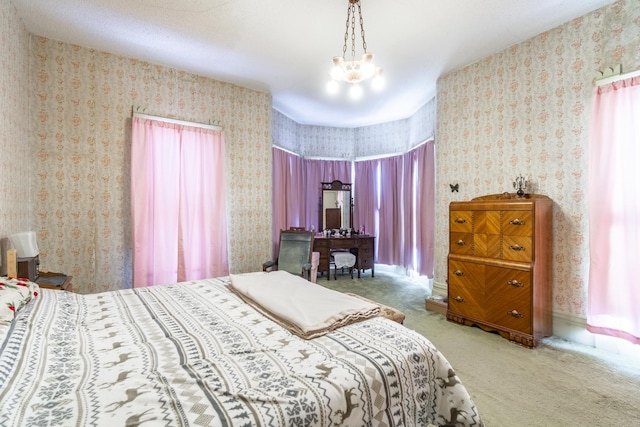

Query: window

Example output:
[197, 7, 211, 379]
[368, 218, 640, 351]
[131, 116, 229, 287]
[587, 75, 640, 344]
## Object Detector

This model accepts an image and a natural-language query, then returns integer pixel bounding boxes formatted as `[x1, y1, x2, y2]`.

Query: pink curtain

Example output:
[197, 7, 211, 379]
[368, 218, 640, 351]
[272, 148, 305, 256]
[131, 117, 229, 287]
[378, 155, 404, 265]
[353, 141, 435, 276]
[587, 76, 640, 344]
[353, 160, 377, 238]
[400, 142, 435, 277]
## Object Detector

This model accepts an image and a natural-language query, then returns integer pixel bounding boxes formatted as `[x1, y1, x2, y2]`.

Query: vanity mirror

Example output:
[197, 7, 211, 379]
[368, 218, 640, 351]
[320, 180, 353, 230]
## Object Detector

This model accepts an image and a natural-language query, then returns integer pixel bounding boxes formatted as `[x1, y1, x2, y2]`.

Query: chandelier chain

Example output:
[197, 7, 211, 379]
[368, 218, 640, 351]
[358, 3, 367, 54]
[350, 4, 356, 60]
[342, 4, 351, 59]
[342, 2, 368, 61]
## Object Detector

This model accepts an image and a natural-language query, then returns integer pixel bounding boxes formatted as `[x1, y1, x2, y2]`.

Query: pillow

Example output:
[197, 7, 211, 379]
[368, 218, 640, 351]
[0, 277, 40, 324]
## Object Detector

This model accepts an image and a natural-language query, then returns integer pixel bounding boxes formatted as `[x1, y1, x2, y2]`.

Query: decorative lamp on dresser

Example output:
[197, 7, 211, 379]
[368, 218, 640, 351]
[446, 193, 553, 347]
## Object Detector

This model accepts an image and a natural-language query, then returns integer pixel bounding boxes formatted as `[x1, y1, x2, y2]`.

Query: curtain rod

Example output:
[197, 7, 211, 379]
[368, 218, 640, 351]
[133, 110, 222, 131]
[273, 137, 434, 162]
[596, 67, 640, 86]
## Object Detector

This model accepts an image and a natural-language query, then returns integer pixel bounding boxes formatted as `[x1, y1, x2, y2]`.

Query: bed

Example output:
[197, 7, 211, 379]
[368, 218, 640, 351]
[0, 272, 483, 426]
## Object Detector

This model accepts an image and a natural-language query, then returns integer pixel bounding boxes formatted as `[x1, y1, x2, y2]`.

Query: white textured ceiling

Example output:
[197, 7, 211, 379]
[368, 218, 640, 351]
[12, 0, 615, 128]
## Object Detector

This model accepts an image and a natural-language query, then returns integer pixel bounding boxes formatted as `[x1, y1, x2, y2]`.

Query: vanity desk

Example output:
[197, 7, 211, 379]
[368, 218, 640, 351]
[313, 235, 375, 279]
[315, 179, 375, 279]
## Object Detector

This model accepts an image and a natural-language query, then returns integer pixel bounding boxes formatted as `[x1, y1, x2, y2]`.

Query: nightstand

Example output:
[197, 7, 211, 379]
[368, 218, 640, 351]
[36, 271, 73, 292]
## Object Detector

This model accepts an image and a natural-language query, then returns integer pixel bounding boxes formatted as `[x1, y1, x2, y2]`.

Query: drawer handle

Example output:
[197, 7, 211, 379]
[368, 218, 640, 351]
[509, 219, 526, 225]
[454, 270, 464, 276]
[509, 244, 526, 251]
[507, 310, 524, 318]
[455, 240, 466, 246]
[454, 218, 467, 224]
[508, 280, 524, 287]
[453, 296, 464, 302]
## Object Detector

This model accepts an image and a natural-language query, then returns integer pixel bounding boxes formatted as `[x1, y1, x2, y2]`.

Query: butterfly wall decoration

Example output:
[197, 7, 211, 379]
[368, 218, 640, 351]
[450, 183, 459, 193]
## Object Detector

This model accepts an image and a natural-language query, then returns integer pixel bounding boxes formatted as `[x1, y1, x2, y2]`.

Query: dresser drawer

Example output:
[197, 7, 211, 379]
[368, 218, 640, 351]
[502, 235, 532, 262]
[485, 266, 532, 333]
[448, 260, 484, 289]
[358, 239, 374, 250]
[448, 282, 484, 319]
[314, 239, 330, 249]
[487, 297, 532, 334]
[502, 211, 533, 236]
[450, 232, 473, 255]
[331, 239, 357, 249]
[485, 267, 531, 293]
[450, 211, 473, 232]
[358, 247, 374, 269]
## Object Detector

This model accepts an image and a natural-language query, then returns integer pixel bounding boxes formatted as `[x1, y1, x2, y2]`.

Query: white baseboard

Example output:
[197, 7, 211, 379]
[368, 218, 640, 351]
[432, 279, 448, 298]
[431, 279, 639, 358]
[552, 311, 640, 359]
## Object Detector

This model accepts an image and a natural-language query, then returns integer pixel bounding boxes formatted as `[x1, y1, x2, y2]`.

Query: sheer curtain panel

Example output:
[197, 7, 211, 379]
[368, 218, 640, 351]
[272, 148, 305, 256]
[353, 141, 435, 277]
[587, 76, 640, 344]
[131, 117, 229, 287]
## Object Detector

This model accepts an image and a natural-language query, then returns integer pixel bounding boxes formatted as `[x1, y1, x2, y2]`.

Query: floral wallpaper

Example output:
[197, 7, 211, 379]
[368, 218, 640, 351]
[0, 0, 273, 292]
[26, 39, 273, 293]
[436, 0, 640, 317]
[0, 0, 31, 242]
[272, 97, 436, 159]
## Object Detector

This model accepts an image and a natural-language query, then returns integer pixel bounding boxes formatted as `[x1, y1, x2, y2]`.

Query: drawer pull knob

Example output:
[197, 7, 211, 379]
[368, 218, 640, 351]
[455, 240, 466, 246]
[454, 296, 464, 302]
[455, 218, 467, 224]
[508, 280, 524, 287]
[507, 310, 524, 318]
[509, 244, 526, 251]
[454, 270, 464, 276]
[509, 219, 526, 225]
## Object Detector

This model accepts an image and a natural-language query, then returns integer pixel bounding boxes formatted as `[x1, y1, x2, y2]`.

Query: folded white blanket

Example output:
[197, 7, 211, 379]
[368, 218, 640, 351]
[228, 271, 380, 339]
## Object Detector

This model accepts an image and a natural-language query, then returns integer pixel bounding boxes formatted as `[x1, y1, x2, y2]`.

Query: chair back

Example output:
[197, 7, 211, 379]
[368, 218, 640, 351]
[277, 230, 314, 276]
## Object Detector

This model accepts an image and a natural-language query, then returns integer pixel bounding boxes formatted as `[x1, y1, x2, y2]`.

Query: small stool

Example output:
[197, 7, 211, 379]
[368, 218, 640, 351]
[332, 251, 356, 279]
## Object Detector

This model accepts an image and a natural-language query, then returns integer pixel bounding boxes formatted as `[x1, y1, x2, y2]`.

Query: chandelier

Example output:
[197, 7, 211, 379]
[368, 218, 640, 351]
[327, 0, 383, 99]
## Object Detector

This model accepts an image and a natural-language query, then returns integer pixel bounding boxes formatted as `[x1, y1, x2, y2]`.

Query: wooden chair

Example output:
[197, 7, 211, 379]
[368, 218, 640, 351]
[263, 230, 315, 280]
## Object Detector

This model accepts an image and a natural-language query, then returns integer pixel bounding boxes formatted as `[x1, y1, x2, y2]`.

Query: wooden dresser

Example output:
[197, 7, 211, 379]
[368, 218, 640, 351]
[446, 193, 553, 347]
[313, 235, 375, 279]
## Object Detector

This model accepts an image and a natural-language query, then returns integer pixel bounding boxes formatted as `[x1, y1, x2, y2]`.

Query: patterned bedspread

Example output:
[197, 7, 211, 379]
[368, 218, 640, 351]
[0, 276, 483, 426]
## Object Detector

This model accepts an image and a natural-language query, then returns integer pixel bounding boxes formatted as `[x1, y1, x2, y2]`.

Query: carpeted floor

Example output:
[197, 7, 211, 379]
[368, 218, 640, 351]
[318, 269, 640, 426]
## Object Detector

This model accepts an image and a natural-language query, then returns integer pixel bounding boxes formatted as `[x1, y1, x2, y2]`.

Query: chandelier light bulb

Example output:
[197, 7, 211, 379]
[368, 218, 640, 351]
[327, 79, 339, 95]
[349, 84, 363, 100]
[360, 53, 375, 79]
[330, 57, 345, 80]
[371, 68, 384, 91]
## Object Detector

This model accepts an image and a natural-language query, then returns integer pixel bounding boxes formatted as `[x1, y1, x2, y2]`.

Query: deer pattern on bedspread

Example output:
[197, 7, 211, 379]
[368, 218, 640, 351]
[0, 277, 483, 427]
